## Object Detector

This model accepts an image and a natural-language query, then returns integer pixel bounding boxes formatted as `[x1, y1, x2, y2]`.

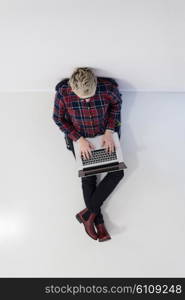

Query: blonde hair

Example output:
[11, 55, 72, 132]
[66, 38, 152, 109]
[68, 67, 97, 98]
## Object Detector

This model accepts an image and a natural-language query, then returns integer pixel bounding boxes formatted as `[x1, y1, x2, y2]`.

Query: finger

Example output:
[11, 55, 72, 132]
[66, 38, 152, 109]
[85, 150, 90, 160]
[108, 145, 111, 154]
[82, 151, 88, 160]
[108, 144, 112, 154]
[88, 150, 92, 159]
[109, 144, 113, 154]
[83, 152, 87, 160]
[88, 149, 92, 158]
[111, 144, 114, 154]
[105, 144, 109, 153]
[105, 143, 110, 154]
[83, 151, 87, 160]
[86, 147, 91, 158]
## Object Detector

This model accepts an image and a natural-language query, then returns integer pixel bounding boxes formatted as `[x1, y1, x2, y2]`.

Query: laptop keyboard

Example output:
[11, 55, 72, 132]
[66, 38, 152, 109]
[81, 148, 117, 165]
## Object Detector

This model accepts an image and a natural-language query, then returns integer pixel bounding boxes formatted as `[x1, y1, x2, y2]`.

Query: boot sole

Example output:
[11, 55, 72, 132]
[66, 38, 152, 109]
[99, 237, 111, 242]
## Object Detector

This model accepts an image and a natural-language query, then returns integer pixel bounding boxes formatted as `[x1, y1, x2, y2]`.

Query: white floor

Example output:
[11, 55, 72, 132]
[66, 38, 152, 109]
[0, 91, 185, 277]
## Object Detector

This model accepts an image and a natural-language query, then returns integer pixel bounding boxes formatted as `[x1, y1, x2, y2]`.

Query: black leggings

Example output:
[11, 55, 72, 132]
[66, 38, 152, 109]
[70, 136, 124, 225]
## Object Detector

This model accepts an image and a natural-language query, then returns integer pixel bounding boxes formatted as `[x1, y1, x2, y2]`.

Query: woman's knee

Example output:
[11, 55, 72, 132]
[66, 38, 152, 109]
[81, 175, 97, 184]
[116, 169, 124, 179]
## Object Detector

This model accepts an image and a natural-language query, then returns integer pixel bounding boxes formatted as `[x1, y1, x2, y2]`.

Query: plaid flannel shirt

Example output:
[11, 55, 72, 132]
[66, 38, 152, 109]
[52, 77, 122, 142]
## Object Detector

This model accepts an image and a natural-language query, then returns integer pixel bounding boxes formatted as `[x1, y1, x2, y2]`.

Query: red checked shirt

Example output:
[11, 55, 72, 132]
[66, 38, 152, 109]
[52, 77, 122, 141]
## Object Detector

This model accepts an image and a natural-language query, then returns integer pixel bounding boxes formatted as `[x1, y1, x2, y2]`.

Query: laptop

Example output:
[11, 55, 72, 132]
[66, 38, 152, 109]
[73, 132, 127, 177]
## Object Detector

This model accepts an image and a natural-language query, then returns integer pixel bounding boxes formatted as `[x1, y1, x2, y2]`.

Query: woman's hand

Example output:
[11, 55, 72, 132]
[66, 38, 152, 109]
[78, 137, 95, 160]
[101, 130, 116, 154]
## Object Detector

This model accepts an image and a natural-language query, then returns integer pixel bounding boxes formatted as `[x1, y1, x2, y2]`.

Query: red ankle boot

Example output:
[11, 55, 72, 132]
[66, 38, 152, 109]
[76, 208, 98, 240]
[95, 223, 111, 242]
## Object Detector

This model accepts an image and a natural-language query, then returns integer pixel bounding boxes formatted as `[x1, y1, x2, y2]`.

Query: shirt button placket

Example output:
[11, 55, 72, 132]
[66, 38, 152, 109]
[86, 100, 94, 134]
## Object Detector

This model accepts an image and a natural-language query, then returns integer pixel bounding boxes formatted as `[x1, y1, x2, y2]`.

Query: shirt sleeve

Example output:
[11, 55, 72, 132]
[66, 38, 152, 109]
[52, 91, 81, 142]
[106, 87, 122, 131]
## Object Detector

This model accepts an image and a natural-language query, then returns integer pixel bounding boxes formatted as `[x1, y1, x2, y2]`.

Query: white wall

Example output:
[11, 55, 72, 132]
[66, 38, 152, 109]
[0, 0, 185, 277]
[0, 0, 185, 92]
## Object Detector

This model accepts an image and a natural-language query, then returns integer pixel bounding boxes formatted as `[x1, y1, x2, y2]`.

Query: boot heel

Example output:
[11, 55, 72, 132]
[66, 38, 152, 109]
[76, 214, 82, 223]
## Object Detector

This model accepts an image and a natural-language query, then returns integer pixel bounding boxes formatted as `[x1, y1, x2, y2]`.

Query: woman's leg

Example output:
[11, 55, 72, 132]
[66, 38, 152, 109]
[81, 131, 124, 214]
[87, 169, 124, 214]
[70, 131, 124, 218]
[81, 176, 104, 224]
[70, 141, 104, 223]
